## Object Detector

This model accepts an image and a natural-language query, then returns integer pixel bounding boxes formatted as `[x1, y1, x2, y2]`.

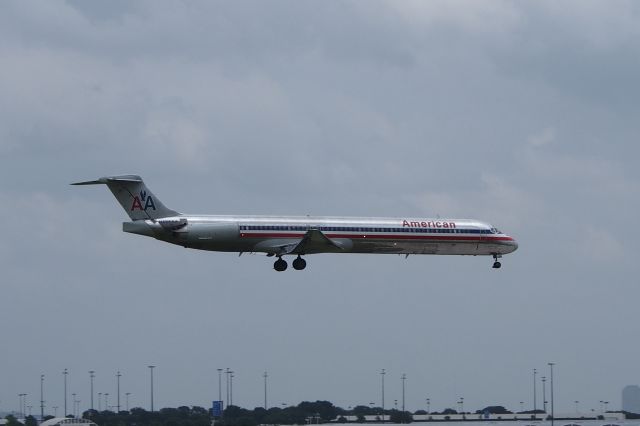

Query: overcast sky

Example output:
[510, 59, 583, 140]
[1, 0, 639, 417]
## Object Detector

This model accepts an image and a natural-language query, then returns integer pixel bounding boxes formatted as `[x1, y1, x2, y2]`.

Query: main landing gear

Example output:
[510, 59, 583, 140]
[273, 257, 287, 271]
[492, 253, 502, 269]
[292, 256, 306, 270]
[273, 255, 307, 271]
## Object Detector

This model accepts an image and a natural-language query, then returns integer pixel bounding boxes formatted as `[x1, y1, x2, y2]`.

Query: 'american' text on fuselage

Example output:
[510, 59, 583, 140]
[402, 220, 456, 229]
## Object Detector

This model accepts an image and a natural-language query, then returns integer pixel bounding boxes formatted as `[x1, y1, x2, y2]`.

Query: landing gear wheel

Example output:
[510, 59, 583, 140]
[274, 257, 288, 272]
[493, 261, 502, 269]
[292, 256, 307, 270]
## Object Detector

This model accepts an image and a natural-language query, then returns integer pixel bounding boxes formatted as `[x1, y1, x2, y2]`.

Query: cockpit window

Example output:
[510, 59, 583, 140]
[490, 227, 502, 234]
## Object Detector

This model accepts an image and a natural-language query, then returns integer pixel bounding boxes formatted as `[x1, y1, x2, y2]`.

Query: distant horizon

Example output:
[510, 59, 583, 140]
[2, 365, 633, 416]
[0, 392, 632, 418]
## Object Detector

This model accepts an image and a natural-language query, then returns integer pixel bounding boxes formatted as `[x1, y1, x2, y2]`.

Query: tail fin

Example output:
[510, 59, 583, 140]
[72, 175, 179, 220]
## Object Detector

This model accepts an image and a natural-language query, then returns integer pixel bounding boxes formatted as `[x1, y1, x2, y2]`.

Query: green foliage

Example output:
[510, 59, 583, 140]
[61, 400, 541, 426]
[218, 406, 258, 426]
[217, 400, 343, 426]
[389, 410, 413, 423]
[4, 415, 23, 426]
[24, 416, 37, 426]
[623, 411, 640, 420]
[475, 406, 512, 414]
[82, 406, 210, 426]
[297, 401, 341, 421]
[352, 405, 378, 416]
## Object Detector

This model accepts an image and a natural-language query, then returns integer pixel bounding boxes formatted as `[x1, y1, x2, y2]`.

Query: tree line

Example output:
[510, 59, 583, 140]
[6, 402, 630, 426]
[4, 403, 414, 426]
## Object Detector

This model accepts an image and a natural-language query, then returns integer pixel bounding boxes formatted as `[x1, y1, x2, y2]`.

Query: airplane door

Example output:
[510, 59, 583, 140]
[476, 229, 485, 252]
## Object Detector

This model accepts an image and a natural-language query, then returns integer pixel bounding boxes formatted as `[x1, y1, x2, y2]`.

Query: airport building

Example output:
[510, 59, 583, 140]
[40, 418, 98, 426]
[623, 385, 640, 414]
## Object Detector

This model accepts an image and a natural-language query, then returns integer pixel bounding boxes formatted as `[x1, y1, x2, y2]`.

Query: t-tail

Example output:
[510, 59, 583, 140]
[71, 175, 179, 220]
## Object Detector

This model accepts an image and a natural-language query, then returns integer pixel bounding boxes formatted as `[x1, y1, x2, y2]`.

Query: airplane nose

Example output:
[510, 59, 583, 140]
[509, 238, 518, 252]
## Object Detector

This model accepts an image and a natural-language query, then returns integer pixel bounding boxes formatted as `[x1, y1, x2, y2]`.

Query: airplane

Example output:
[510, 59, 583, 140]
[72, 175, 518, 271]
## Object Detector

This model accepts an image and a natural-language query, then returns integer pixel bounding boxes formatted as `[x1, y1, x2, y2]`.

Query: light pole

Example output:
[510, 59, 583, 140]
[126, 393, 131, 411]
[263, 372, 268, 409]
[401, 374, 406, 412]
[542, 376, 547, 413]
[63, 368, 68, 417]
[229, 371, 235, 405]
[71, 394, 76, 417]
[533, 368, 537, 413]
[604, 401, 609, 414]
[380, 369, 385, 423]
[217, 369, 223, 405]
[53, 406, 58, 417]
[40, 374, 45, 421]
[89, 371, 95, 411]
[460, 397, 464, 415]
[394, 400, 398, 410]
[98, 393, 102, 411]
[148, 366, 155, 412]
[104, 393, 109, 412]
[548, 363, 555, 426]
[426, 398, 430, 414]
[225, 368, 230, 407]
[116, 371, 122, 412]
[574, 400, 579, 415]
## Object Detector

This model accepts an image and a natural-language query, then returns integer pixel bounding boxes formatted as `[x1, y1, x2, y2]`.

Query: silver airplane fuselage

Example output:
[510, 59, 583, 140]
[73, 175, 518, 271]
[125, 215, 518, 257]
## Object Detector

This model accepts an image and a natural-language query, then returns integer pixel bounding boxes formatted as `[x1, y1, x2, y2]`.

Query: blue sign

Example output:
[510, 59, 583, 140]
[212, 400, 223, 417]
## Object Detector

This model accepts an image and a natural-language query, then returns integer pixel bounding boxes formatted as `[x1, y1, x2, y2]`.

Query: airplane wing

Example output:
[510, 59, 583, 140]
[259, 228, 348, 256]
[289, 228, 345, 254]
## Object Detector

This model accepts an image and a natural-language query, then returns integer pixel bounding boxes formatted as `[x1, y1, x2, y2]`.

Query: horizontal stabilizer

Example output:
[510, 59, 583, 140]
[71, 175, 143, 185]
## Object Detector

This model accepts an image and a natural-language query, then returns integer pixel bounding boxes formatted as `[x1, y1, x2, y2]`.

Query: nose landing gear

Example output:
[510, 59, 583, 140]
[492, 253, 502, 269]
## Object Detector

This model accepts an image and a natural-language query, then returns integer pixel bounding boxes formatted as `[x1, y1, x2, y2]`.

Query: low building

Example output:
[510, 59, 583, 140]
[40, 418, 98, 426]
[623, 385, 640, 414]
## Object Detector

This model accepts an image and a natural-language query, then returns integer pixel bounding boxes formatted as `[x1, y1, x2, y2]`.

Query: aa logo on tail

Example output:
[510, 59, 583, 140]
[131, 190, 156, 211]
